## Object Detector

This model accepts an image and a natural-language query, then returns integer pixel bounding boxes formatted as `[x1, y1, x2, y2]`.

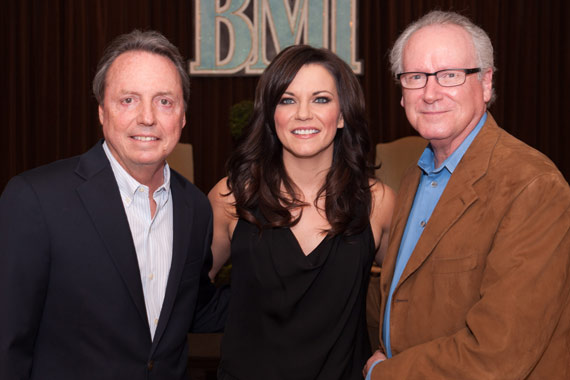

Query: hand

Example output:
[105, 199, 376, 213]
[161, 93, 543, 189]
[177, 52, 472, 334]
[362, 350, 387, 378]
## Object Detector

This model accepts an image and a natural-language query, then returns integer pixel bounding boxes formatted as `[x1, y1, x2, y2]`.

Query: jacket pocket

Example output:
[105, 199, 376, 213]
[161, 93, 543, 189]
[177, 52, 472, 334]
[431, 254, 477, 274]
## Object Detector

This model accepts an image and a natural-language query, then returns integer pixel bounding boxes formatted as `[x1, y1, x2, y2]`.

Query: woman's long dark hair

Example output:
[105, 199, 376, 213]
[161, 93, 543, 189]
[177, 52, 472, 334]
[226, 45, 375, 236]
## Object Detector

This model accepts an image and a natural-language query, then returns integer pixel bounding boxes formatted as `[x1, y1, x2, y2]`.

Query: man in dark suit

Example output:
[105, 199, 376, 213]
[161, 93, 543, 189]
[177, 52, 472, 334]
[0, 30, 227, 379]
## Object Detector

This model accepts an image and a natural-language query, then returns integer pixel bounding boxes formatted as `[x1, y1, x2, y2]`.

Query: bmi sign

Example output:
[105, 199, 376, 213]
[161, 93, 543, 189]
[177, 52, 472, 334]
[190, 0, 361, 75]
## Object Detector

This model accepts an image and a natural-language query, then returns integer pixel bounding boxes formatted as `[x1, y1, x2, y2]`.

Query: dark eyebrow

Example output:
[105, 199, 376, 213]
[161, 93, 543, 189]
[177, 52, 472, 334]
[313, 90, 334, 96]
[281, 90, 335, 96]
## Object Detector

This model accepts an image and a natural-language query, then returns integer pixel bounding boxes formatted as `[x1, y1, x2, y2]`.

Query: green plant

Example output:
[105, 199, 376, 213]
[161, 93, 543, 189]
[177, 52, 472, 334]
[229, 100, 254, 140]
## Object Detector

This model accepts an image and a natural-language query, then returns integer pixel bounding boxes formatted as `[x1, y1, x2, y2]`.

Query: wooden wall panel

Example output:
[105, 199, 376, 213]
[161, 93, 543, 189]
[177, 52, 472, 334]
[2, 0, 568, 193]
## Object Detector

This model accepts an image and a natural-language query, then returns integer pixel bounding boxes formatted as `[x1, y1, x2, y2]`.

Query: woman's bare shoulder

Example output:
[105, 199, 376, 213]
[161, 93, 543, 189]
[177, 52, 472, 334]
[208, 177, 237, 220]
[209, 177, 235, 204]
[369, 179, 396, 228]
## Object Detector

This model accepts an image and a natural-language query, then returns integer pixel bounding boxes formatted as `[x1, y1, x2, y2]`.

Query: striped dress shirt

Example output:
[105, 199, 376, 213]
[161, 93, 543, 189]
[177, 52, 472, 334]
[103, 142, 173, 340]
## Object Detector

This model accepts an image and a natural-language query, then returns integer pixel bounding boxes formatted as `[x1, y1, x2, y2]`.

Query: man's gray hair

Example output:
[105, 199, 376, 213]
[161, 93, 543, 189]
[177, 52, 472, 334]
[389, 10, 496, 104]
[93, 30, 190, 109]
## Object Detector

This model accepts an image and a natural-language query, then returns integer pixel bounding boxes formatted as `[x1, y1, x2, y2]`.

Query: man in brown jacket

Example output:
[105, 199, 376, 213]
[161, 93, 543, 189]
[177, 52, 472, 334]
[365, 10, 570, 379]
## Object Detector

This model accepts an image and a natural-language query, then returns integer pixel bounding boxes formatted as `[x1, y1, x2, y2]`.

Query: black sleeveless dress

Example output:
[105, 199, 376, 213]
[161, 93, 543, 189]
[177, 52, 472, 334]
[218, 216, 375, 380]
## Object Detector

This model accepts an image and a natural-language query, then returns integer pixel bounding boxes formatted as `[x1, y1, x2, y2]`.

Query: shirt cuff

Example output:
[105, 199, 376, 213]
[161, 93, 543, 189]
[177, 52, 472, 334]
[365, 359, 384, 380]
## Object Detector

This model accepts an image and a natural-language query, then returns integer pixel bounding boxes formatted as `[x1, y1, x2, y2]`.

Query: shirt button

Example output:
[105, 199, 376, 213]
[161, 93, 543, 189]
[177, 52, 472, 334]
[154, 318, 158, 325]
[431, 181, 438, 187]
[147, 360, 154, 370]
[420, 220, 426, 227]
[148, 273, 154, 280]
[139, 187, 145, 192]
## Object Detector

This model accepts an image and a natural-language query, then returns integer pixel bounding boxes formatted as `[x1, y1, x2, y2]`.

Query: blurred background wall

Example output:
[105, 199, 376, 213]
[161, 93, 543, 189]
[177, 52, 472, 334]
[2, 0, 568, 193]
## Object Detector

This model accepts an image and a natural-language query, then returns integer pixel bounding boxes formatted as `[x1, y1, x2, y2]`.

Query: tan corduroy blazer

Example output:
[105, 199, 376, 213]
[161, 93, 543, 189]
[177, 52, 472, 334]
[373, 114, 570, 379]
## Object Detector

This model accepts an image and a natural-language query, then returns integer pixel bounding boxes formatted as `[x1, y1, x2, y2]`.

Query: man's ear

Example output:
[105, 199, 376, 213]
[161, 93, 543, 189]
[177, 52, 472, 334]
[98, 105, 105, 125]
[482, 69, 493, 103]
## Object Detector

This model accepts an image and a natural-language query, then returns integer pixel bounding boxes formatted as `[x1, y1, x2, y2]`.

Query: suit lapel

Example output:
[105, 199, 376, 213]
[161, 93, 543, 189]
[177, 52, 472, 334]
[378, 165, 422, 346]
[398, 170, 480, 283]
[381, 166, 422, 291]
[151, 174, 194, 349]
[389, 114, 501, 291]
[75, 142, 149, 329]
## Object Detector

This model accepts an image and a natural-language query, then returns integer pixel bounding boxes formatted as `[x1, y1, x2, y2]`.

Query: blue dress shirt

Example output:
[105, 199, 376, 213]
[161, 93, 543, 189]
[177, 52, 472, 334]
[369, 113, 487, 378]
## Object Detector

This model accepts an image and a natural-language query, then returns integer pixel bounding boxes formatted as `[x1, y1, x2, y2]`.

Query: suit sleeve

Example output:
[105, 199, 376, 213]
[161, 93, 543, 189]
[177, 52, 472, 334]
[372, 173, 570, 379]
[190, 207, 230, 333]
[0, 176, 51, 379]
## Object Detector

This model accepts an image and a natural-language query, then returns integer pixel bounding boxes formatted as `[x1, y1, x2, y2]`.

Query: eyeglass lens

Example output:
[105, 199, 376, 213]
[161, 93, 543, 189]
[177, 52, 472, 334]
[400, 70, 467, 89]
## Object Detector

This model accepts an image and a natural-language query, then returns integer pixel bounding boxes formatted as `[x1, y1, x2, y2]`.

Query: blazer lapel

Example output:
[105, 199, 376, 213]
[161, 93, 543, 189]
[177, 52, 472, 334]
[75, 142, 149, 328]
[381, 166, 422, 291]
[151, 174, 194, 349]
[396, 114, 500, 286]
[398, 170, 479, 283]
[378, 164, 422, 347]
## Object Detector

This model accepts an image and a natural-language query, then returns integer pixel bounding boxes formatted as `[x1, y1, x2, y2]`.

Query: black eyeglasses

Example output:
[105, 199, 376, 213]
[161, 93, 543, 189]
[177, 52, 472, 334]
[397, 68, 481, 89]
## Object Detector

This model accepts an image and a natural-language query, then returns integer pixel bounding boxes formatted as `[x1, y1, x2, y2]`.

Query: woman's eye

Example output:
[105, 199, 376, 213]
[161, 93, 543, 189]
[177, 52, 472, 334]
[314, 97, 330, 104]
[279, 97, 295, 105]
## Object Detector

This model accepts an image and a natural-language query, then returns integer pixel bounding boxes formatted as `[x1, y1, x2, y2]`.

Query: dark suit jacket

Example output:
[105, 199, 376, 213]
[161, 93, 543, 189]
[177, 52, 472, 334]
[372, 114, 570, 379]
[0, 141, 227, 380]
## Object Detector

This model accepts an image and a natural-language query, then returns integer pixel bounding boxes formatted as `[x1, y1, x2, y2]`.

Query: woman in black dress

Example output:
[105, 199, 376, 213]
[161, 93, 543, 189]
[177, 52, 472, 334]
[208, 45, 395, 380]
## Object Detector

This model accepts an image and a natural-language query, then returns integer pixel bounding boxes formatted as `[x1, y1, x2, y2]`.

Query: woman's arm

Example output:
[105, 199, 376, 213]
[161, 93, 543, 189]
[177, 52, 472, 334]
[369, 180, 396, 266]
[207, 177, 238, 281]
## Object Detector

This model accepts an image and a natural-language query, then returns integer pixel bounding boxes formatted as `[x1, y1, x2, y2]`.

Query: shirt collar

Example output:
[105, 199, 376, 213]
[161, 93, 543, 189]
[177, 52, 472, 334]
[102, 141, 171, 201]
[417, 112, 487, 175]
